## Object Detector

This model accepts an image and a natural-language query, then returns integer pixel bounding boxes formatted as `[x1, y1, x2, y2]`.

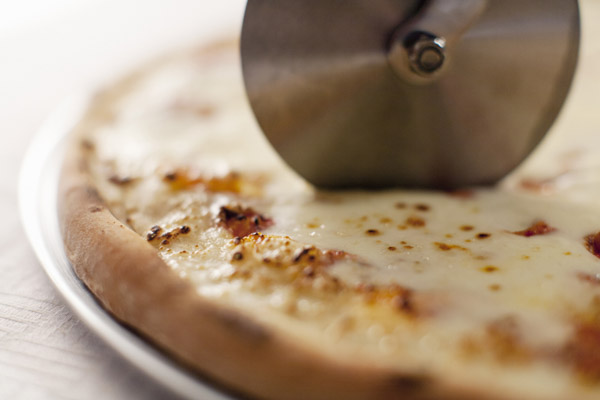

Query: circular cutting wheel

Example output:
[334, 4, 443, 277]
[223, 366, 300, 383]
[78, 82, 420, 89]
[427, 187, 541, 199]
[241, 0, 580, 188]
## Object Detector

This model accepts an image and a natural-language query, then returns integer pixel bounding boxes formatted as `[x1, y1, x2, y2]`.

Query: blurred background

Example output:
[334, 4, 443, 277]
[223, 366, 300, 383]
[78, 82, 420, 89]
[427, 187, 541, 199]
[3, 0, 244, 172]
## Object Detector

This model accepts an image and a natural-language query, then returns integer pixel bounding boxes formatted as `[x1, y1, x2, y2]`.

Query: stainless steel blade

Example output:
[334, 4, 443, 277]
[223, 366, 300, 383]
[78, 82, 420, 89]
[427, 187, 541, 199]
[241, 0, 580, 188]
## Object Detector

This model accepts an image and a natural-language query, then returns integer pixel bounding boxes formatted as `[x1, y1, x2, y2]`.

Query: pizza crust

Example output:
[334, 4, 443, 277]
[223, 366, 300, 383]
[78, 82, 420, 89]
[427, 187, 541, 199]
[59, 107, 488, 400]
[57, 36, 600, 400]
[56, 42, 538, 400]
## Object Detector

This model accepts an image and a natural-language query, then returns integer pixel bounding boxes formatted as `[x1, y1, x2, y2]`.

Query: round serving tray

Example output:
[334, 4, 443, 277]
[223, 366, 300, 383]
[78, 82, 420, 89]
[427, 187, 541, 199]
[19, 94, 234, 400]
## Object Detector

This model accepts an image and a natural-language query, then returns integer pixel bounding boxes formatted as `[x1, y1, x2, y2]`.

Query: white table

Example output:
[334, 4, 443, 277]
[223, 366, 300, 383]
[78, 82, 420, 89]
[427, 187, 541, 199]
[2, 2, 241, 398]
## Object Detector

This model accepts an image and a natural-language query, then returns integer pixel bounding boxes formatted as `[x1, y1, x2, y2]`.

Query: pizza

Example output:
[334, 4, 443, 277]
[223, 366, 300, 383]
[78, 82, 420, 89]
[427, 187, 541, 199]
[59, 35, 600, 400]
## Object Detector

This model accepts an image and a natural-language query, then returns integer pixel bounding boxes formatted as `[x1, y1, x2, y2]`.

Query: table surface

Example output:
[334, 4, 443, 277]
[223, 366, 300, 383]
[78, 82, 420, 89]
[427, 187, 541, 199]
[3, 1, 600, 399]
[2, 2, 241, 398]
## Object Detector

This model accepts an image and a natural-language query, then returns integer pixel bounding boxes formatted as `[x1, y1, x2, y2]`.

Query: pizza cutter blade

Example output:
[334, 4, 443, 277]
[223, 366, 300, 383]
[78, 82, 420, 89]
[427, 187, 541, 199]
[241, 0, 580, 189]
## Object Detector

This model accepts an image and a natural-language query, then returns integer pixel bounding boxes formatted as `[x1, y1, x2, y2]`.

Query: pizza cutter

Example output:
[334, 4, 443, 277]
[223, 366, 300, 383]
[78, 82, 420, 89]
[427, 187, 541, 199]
[241, 0, 580, 188]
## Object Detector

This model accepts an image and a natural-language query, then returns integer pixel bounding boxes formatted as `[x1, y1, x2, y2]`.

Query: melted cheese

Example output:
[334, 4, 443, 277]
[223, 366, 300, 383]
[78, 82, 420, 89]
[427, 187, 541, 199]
[85, 5, 600, 398]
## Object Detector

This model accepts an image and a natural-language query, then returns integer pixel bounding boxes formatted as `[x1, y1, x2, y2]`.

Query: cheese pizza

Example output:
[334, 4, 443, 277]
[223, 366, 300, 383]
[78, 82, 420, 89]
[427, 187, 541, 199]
[59, 15, 600, 400]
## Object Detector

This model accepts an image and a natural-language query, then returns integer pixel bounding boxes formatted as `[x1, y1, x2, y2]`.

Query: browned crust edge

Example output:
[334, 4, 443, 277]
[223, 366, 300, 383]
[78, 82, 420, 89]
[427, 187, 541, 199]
[56, 45, 518, 400]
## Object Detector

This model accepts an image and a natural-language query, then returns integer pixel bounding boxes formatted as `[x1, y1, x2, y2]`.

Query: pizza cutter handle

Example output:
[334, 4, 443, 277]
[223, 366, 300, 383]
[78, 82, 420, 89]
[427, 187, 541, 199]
[388, 0, 488, 84]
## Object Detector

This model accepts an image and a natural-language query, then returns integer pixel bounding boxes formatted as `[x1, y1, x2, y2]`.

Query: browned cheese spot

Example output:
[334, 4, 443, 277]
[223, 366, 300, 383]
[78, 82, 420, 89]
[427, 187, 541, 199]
[578, 272, 600, 286]
[229, 234, 356, 294]
[292, 246, 347, 266]
[434, 242, 467, 252]
[584, 232, 600, 259]
[147, 225, 190, 244]
[406, 216, 425, 228]
[365, 229, 380, 236]
[463, 316, 531, 364]
[357, 284, 416, 317]
[414, 204, 430, 212]
[519, 177, 558, 194]
[217, 205, 273, 238]
[512, 221, 556, 237]
[481, 265, 499, 273]
[146, 225, 162, 241]
[566, 324, 600, 382]
[563, 297, 600, 383]
[163, 168, 260, 194]
[460, 225, 474, 231]
[476, 233, 491, 239]
[435, 243, 452, 251]
[486, 316, 531, 363]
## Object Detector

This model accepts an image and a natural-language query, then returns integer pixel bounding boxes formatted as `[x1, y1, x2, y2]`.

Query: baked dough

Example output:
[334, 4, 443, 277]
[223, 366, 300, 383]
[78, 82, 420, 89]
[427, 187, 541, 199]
[59, 11, 600, 399]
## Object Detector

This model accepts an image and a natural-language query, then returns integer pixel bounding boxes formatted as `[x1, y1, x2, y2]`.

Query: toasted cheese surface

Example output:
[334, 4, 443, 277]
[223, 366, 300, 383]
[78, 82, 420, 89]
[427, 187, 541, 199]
[82, 5, 600, 398]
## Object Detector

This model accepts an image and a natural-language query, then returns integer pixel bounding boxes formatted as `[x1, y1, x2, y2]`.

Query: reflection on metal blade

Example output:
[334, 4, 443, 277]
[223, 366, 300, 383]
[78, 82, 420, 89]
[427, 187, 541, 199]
[242, 0, 580, 188]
